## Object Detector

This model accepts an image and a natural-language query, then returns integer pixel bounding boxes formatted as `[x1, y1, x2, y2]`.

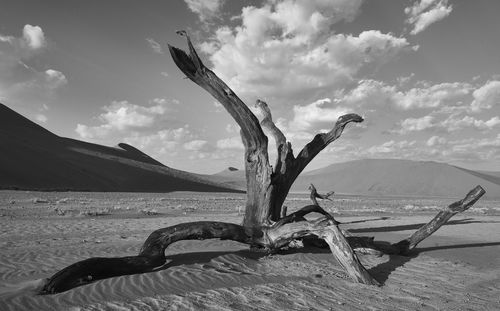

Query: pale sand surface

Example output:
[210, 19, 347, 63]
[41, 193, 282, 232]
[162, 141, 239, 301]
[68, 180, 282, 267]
[0, 191, 499, 310]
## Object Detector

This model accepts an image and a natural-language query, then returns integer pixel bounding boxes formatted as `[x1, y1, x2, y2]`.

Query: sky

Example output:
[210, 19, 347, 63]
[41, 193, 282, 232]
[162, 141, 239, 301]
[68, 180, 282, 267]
[1, 0, 500, 174]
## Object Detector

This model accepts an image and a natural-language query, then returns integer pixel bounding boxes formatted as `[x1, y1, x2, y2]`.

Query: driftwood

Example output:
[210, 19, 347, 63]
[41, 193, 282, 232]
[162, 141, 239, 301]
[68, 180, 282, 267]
[38, 31, 487, 294]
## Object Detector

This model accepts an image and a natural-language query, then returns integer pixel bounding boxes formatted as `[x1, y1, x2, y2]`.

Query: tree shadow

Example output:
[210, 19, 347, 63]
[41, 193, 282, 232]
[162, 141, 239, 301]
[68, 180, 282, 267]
[368, 241, 500, 285]
[341, 217, 391, 224]
[414, 241, 500, 253]
[368, 253, 414, 284]
[348, 218, 493, 234]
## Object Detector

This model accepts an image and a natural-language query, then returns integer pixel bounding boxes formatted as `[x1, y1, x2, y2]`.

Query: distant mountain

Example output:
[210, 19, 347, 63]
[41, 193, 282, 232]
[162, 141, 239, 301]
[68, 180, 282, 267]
[291, 159, 500, 198]
[209, 167, 246, 190]
[0, 103, 241, 193]
[210, 159, 500, 198]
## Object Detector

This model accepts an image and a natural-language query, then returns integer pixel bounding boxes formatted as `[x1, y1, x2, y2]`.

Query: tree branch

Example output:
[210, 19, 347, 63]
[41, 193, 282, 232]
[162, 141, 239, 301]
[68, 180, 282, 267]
[168, 31, 267, 150]
[254, 99, 287, 148]
[308, 183, 335, 205]
[294, 114, 363, 174]
[392, 185, 486, 254]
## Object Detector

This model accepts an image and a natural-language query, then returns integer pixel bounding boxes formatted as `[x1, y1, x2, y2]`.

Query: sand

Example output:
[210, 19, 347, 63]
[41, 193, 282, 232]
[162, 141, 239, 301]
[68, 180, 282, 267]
[0, 191, 499, 310]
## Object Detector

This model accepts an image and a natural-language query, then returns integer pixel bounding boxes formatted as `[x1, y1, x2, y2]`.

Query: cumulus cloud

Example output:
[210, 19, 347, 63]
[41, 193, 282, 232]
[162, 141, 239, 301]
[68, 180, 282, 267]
[0, 24, 66, 117]
[471, 80, 500, 112]
[332, 134, 500, 166]
[34, 114, 48, 123]
[426, 135, 446, 147]
[391, 113, 500, 134]
[395, 82, 472, 109]
[216, 136, 244, 150]
[330, 79, 495, 113]
[123, 127, 193, 157]
[405, 0, 453, 35]
[184, 0, 225, 22]
[202, 0, 411, 100]
[183, 139, 210, 151]
[289, 98, 350, 131]
[397, 115, 435, 134]
[44, 69, 68, 89]
[75, 100, 173, 139]
[440, 115, 500, 132]
[22, 25, 45, 49]
[0, 24, 46, 53]
[146, 38, 163, 54]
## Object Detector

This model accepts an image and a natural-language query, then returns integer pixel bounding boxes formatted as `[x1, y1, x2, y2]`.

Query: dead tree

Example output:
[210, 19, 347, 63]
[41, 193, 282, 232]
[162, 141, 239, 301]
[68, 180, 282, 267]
[39, 32, 486, 294]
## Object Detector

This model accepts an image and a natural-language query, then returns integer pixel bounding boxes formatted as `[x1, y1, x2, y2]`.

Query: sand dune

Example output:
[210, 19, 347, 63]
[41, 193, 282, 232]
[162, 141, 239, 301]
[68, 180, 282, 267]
[0, 103, 240, 193]
[209, 167, 246, 190]
[212, 159, 500, 198]
[291, 159, 500, 198]
[0, 191, 499, 310]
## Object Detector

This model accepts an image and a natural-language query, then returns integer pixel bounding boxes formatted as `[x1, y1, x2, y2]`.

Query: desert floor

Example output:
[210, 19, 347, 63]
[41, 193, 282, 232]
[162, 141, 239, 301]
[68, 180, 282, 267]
[0, 191, 499, 310]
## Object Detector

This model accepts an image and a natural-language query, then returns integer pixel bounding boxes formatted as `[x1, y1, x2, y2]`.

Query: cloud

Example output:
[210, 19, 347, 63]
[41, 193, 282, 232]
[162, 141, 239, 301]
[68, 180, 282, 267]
[405, 0, 453, 35]
[202, 0, 411, 100]
[440, 115, 500, 132]
[0, 24, 66, 118]
[22, 24, 45, 49]
[44, 69, 68, 89]
[34, 114, 48, 123]
[289, 98, 350, 131]
[395, 82, 472, 109]
[333, 134, 500, 166]
[184, 0, 225, 22]
[146, 38, 163, 54]
[426, 135, 446, 147]
[123, 127, 193, 157]
[216, 136, 244, 150]
[471, 80, 500, 112]
[0, 24, 46, 53]
[331, 79, 490, 113]
[75, 100, 173, 139]
[390, 113, 500, 134]
[183, 139, 210, 151]
[225, 123, 240, 133]
[396, 115, 435, 134]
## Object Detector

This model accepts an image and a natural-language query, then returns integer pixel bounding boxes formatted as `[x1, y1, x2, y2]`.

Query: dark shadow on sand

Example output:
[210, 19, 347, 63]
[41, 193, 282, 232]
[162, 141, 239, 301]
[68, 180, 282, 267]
[369, 241, 500, 284]
[415, 241, 500, 253]
[348, 218, 498, 234]
[341, 217, 391, 224]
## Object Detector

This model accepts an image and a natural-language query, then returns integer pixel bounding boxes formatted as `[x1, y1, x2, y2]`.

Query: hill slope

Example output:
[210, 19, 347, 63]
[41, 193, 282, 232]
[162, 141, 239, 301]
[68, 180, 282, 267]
[0, 103, 240, 193]
[209, 167, 246, 190]
[291, 159, 500, 198]
[211, 159, 500, 198]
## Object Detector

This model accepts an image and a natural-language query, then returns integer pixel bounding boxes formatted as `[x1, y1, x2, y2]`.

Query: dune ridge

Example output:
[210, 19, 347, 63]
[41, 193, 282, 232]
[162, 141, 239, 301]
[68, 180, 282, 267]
[211, 159, 500, 198]
[0, 103, 240, 193]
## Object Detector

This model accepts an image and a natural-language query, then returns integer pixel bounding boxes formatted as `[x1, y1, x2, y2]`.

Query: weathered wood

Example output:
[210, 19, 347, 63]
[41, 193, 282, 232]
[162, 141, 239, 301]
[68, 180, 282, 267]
[294, 114, 364, 177]
[40, 221, 260, 294]
[308, 184, 335, 205]
[280, 205, 287, 218]
[169, 32, 361, 227]
[392, 185, 486, 254]
[40, 216, 377, 294]
[168, 31, 274, 228]
[319, 225, 380, 285]
[254, 99, 286, 149]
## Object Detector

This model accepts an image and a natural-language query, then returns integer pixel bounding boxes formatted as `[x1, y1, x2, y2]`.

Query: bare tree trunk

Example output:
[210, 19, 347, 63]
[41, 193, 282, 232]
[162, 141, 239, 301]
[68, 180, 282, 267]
[168, 33, 362, 227]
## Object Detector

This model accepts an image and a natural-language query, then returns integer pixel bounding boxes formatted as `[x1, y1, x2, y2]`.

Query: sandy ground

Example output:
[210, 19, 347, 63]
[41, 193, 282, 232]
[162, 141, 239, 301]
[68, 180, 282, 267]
[0, 191, 499, 310]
